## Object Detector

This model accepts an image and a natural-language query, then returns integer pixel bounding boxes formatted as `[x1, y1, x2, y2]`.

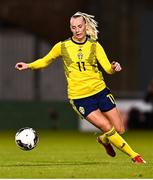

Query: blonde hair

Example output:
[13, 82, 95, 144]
[72, 11, 99, 40]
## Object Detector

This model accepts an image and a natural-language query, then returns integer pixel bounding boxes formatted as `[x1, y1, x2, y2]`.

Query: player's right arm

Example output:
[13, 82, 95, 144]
[15, 42, 61, 71]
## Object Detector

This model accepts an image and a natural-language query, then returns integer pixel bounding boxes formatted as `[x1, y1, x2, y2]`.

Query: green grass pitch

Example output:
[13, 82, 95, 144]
[0, 129, 152, 178]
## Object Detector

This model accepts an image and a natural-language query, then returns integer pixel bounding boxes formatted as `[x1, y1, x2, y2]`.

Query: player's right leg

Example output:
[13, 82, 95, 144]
[97, 135, 116, 157]
[86, 109, 116, 157]
[70, 96, 116, 158]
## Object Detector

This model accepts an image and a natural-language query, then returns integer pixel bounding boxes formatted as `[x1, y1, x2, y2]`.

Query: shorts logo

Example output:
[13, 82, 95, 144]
[79, 106, 85, 115]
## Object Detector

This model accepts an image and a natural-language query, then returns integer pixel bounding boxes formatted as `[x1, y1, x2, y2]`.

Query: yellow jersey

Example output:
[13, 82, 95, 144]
[28, 37, 114, 99]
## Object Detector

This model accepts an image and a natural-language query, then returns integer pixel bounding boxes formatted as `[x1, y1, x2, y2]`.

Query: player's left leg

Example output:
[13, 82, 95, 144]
[103, 108, 146, 163]
[105, 127, 146, 164]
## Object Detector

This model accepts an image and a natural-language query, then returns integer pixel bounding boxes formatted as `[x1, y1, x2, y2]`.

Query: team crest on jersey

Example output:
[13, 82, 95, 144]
[79, 106, 85, 115]
[77, 49, 83, 60]
[77, 52, 83, 60]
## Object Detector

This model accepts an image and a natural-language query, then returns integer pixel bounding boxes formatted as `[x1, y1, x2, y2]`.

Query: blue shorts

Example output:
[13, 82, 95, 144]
[70, 88, 116, 118]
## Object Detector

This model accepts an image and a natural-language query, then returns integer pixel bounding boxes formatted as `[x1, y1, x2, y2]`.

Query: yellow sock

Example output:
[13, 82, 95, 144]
[99, 133, 109, 144]
[105, 127, 138, 158]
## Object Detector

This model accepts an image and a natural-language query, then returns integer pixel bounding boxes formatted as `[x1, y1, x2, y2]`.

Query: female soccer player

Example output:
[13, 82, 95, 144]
[15, 12, 146, 164]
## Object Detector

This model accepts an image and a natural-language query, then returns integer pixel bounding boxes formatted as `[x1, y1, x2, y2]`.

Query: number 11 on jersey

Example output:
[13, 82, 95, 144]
[77, 62, 86, 71]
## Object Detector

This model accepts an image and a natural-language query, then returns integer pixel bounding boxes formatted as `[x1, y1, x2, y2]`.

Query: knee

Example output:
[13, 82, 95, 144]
[100, 124, 113, 133]
[116, 127, 125, 134]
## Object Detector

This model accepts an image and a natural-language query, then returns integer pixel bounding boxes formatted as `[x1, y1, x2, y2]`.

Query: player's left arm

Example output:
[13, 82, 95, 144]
[96, 42, 122, 74]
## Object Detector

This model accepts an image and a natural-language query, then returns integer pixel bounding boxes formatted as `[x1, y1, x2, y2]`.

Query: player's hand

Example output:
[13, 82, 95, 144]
[15, 62, 29, 71]
[111, 61, 122, 72]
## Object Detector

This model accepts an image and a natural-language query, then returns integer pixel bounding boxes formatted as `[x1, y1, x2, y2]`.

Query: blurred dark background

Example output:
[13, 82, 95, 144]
[0, 0, 153, 130]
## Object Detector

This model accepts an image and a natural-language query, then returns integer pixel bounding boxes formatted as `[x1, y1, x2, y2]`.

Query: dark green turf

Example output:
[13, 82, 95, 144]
[0, 130, 152, 178]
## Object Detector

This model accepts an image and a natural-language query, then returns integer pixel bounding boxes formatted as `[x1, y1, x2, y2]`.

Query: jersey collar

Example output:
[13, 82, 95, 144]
[71, 36, 88, 45]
